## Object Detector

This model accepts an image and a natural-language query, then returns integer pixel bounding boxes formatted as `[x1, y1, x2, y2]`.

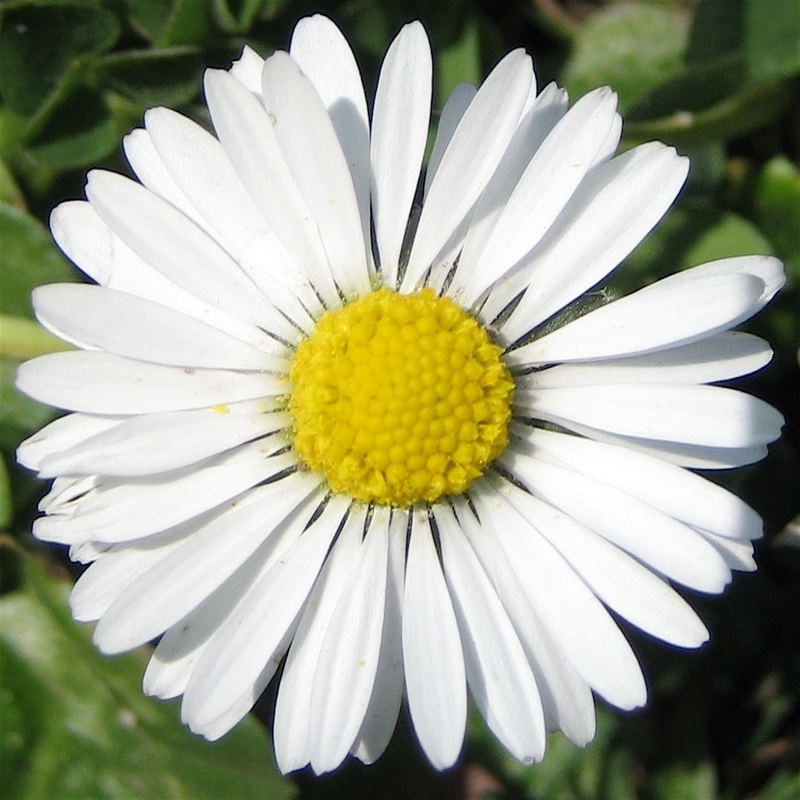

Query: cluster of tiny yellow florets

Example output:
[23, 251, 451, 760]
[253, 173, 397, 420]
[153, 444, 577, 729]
[289, 287, 514, 506]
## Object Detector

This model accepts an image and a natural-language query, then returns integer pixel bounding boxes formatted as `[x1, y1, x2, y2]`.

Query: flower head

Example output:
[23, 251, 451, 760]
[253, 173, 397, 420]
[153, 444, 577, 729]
[17, 14, 784, 774]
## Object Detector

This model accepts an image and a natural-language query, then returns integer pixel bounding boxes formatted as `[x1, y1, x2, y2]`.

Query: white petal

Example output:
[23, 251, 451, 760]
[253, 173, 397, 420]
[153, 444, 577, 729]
[122, 128, 200, 221]
[290, 14, 372, 260]
[424, 83, 476, 197]
[402, 50, 533, 291]
[462, 88, 620, 304]
[229, 45, 264, 94]
[144, 619, 212, 700]
[700, 530, 757, 572]
[140, 107, 258, 252]
[203, 68, 340, 308]
[488, 142, 688, 338]
[472, 489, 646, 709]
[522, 427, 763, 540]
[425, 212, 475, 294]
[68, 540, 109, 565]
[143, 529, 279, 701]
[402, 510, 467, 770]
[272, 499, 361, 773]
[147, 652, 200, 706]
[17, 412, 120, 471]
[590, 111, 622, 167]
[536, 419, 771, 469]
[502, 448, 731, 592]
[510, 273, 765, 366]
[351, 510, 407, 764]
[520, 332, 774, 387]
[436, 506, 546, 763]
[35, 442, 294, 545]
[494, 478, 709, 648]
[94, 476, 322, 653]
[39, 401, 289, 478]
[49, 201, 274, 350]
[16, 352, 281, 414]
[48, 199, 139, 287]
[668, 255, 785, 311]
[454, 493, 595, 745]
[38, 475, 97, 514]
[32, 284, 284, 370]
[370, 22, 432, 286]
[198, 683, 278, 742]
[309, 510, 389, 774]
[142, 491, 323, 705]
[143, 107, 321, 335]
[517, 383, 784, 448]
[453, 82, 569, 290]
[261, 52, 370, 298]
[85, 171, 280, 334]
[70, 529, 190, 621]
[182, 495, 349, 733]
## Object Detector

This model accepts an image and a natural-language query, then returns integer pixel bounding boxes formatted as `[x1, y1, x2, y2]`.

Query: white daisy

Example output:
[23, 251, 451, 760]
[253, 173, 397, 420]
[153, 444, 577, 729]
[16, 14, 784, 775]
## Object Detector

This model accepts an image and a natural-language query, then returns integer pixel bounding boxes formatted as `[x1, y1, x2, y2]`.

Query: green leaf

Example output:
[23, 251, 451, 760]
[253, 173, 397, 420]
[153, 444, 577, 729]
[257, 0, 289, 22]
[624, 77, 793, 149]
[686, 0, 745, 65]
[97, 47, 203, 107]
[126, 0, 211, 47]
[627, 55, 745, 122]
[688, 0, 800, 81]
[0, 638, 46, 797]
[0, 454, 11, 528]
[682, 141, 727, 193]
[756, 769, 800, 800]
[598, 746, 640, 800]
[1, 315, 71, 359]
[0, 107, 58, 199]
[625, 0, 799, 143]
[23, 72, 118, 168]
[211, 0, 273, 32]
[467, 703, 639, 800]
[346, 3, 391, 62]
[0, 200, 77, 319]
[436, 16, 481, 108]
[681, 209, 773, 268]
[561, 3, 687, 112]
[754, 156, 800, 284]
[126, 0, 173, 43]
[744, 0, 800, 81]
[0, 559, 296, 800]
[0, 106, 28, 163]
[649, 761, 718, 800]
[0, 157, 25, 208]
[0, 0, 120, 115]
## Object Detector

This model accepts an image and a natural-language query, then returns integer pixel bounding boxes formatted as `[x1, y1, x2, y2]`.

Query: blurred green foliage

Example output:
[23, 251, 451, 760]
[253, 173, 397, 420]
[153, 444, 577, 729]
[1, 559, 294, 800]
[1, 0, 798, 798]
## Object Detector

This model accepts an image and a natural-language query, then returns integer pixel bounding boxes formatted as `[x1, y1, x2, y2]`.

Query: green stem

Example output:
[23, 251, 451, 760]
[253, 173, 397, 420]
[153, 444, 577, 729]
[0, 158, 27, 211]
[623, 79, 793, 147]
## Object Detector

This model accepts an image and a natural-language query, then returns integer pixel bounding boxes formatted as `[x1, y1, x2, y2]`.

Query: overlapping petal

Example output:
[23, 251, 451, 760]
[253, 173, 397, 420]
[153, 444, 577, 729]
[290, 15, 372, 257]
[402, 49, 533, 291]
[371, 22, 432, 286]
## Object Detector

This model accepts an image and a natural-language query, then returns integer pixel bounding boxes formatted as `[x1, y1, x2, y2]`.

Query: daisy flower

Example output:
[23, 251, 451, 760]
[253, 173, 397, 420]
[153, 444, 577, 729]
[16, 14, 784, 775]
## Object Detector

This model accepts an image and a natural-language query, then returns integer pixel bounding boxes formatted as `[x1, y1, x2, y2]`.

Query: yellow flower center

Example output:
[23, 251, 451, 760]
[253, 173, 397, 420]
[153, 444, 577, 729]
[289, 287, 513, 506]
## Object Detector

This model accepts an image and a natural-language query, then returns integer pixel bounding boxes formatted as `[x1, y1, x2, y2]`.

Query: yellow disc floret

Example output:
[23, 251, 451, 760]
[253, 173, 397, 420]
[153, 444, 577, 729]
[289, 287, 514, 506]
